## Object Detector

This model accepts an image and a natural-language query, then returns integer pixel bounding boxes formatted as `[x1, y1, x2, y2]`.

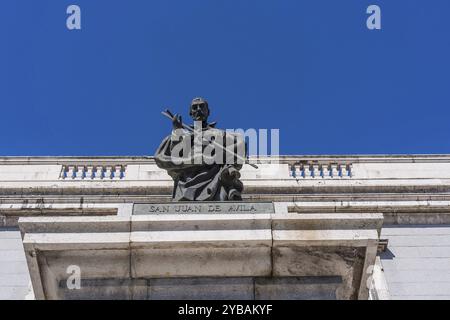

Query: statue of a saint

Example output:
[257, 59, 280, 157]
[155, 97, 245, 201]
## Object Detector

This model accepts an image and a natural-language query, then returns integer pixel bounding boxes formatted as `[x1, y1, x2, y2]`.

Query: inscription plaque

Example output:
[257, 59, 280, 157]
[133, 202, 274, 215]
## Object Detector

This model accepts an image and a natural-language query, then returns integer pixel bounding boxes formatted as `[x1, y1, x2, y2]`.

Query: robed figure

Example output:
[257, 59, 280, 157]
[155, 98, 245, 201]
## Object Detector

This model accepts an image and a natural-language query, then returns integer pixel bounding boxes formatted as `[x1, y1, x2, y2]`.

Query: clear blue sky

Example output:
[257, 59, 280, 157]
[1, 0, 449, 156]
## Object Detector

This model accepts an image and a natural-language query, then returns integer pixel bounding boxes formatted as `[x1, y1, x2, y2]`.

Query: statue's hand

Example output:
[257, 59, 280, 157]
[172, 114, 183, 130]
[220, 166, 241, 183]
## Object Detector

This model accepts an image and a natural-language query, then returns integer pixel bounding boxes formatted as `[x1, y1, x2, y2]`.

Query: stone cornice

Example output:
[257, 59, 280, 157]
[2, 154, 450, 165]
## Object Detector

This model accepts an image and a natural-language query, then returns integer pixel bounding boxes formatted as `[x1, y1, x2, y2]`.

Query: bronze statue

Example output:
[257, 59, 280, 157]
[155, 97, 246, 201]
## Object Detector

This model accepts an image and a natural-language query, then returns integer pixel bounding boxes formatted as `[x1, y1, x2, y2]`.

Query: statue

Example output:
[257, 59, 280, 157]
[155, 98, 249, 201]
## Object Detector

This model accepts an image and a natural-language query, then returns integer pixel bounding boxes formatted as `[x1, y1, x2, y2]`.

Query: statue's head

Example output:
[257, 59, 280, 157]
[189, 97, 210, 122]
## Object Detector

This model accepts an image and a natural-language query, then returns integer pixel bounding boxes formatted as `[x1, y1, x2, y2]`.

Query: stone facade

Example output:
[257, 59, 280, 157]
[1, 155, 450, 299]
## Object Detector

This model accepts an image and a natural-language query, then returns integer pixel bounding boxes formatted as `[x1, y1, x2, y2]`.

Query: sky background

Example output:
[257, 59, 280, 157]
[1, 0, 449, 156]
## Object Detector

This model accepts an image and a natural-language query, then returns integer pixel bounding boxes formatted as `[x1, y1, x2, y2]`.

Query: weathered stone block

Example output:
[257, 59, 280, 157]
[148, 277, 254, 300]
[59, 279, 147, 300]
[255, 276, 342, 300]
[272, 246, 366, 300]
[132, 247, 271, 278]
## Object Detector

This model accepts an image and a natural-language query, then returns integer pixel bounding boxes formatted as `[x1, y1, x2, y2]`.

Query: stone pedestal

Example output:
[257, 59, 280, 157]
[18, 202, 382, 300]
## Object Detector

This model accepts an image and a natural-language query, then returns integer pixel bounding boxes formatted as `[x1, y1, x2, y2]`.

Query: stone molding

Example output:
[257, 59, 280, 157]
[19, 211, 382, 300]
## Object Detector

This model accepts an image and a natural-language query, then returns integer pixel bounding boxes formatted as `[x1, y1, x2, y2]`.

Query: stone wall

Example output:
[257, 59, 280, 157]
[1, 155, 450, 299]
[380, 225, 450, 299]
[0, 228, 32, 299]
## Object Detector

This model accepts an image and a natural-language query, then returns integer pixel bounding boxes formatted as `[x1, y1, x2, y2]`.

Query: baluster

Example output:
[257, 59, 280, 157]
[67, 166, 76, 179]
[296, 165, 302, 178]
[85, 166, 94, 179]
[105, 166, 113, 179]
[289, 164, 297, 178]
[114, 165, 122, 180]
[330, 164, 338, 178]
[312, 164, 321, 178]
[76, 166, 85, 179]
[302, 164, 311, 178]
[341, 164, 350, 178]
[95, 166, 104, 179]
[322, 164, 330, 178]
[60, 165, 67, 179]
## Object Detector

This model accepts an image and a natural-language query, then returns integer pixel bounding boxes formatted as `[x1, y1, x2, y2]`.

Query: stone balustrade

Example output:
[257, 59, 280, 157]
[1, 155, 450, 195]
[289, 162, 353, 178]
[60, 164, 126, 180]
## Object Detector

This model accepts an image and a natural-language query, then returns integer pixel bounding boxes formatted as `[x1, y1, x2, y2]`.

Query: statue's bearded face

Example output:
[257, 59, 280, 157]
[190, 102, 209, 122]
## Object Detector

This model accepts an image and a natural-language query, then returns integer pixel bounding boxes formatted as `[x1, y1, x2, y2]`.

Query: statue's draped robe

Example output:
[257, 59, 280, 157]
[155, 124, 245, 201]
